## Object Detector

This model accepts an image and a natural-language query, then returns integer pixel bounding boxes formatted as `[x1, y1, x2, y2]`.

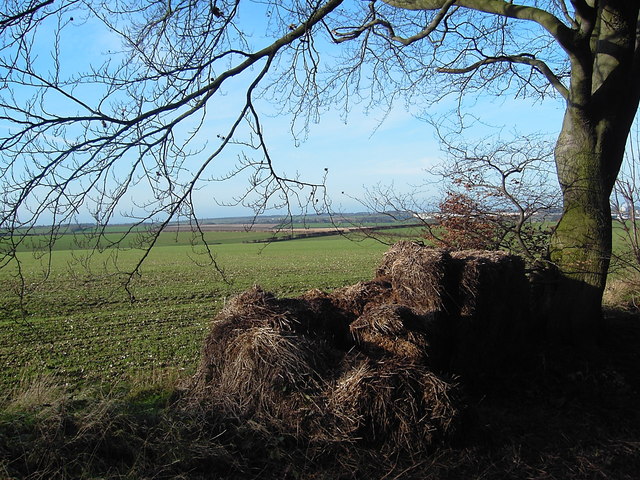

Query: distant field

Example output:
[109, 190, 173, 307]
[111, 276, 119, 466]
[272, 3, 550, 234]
[10, 228, 280, 252]
[0, 228, 418, 389]
[9, 221, 422, 252]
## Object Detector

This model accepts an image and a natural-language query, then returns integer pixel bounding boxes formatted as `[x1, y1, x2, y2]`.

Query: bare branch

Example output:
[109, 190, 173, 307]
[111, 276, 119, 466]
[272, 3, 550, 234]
[554, 0, 578, 30]
[383, 0, 575, 53]
[0, 0, 346, 302]
[434, 131, 560, 260]
[437, 53, 569, 100]
[332, 0, 456, 46]
[0, 0, 54, 31]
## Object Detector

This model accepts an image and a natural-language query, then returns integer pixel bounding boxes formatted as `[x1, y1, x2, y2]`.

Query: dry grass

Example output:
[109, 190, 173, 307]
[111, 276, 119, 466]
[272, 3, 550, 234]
[186, 283, 465, 456]
[327, 279, 393, 317]
[327, 356, 463, 456]
[373, 241, 533, 376]
[3, 373, 67, 413]
[604, 273, 640, 311]
[185, 242, 537, 456]
[350, 303, 449, 367]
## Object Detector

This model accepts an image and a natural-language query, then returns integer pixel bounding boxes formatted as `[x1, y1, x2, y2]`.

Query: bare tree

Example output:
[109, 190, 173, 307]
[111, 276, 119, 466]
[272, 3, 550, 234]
[0, 0, 337, 295]
[1, 1, 639, 344]
[435, 134, 560, 260]
[359, 134, 560, 260]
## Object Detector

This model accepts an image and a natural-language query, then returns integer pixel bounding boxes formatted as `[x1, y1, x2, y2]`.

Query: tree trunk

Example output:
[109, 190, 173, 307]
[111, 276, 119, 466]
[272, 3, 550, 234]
[547, 92, 638, 345]
[546, 107, 613, 346]
[542, 1, 640, 347]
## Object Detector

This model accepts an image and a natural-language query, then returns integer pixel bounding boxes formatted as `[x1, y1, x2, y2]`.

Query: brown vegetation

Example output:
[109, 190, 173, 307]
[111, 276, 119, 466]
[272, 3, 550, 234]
[376, 243, 453, 314]
[374, 242, 533, 374]
[187, 284, 464, 456]
[427, 192, 502, 251]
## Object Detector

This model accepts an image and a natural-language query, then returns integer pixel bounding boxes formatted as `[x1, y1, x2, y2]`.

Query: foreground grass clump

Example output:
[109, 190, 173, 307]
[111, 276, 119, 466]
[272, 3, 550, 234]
[604, 273, 640, 312]
[0, 373, 237, 479]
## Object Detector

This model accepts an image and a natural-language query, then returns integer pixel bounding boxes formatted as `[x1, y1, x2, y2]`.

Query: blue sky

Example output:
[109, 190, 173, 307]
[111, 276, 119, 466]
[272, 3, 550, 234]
[232, 95, 565, 216]
[8, 1, 568, 223]
[193, 1, 568, 218]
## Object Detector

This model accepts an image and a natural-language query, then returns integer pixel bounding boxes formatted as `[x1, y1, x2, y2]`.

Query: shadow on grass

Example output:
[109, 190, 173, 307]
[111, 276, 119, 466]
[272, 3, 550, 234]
[1, 308, 639, 480]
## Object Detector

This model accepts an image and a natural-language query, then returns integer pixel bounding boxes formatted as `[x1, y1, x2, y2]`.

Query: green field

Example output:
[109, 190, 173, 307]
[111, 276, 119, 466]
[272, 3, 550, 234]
[0, 229, 408, 389]
[2, 220, 637, 390]
[3, 224, 640, 480]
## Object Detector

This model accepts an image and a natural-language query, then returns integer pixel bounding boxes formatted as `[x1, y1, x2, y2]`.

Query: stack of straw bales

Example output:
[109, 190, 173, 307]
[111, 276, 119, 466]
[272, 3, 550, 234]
[187, 241, 532, 453]
[377, 242, 532, 374]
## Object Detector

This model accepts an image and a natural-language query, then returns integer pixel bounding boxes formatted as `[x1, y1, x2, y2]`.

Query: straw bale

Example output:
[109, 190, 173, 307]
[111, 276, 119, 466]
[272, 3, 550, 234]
[183, 242, 540, 457]
[326, 357, 463, 452]
[186, 280, 468, 452]
[349, 304, 450, 367]
[217, 285, 293, 331]
[450, 250, 526, 313]
[191, 322, 333, 429]
[375, 241, 454, 314]
[214, 326, 325, 412]
[448, 250, 531, 375]
[372, 242, 533, 375]
[219, 286, 353, 348]
[329, 280, 393, 318]
[190, 287, 339, 418]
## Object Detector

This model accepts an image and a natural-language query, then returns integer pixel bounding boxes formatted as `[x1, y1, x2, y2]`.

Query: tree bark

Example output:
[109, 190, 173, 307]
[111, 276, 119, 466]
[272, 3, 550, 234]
[546, 0, 640, 346]
[547, 105, 614, 346]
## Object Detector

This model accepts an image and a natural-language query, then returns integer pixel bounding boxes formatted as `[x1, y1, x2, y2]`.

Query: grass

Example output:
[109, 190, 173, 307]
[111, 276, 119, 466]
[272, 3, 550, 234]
[9, 228, 285, 252]
[1, 221, 636, 390]
[2, 309, 639, 479]
[0, 232, 399, 390]
[2, 224, 640, 479]
[0, 228, 404, 478]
